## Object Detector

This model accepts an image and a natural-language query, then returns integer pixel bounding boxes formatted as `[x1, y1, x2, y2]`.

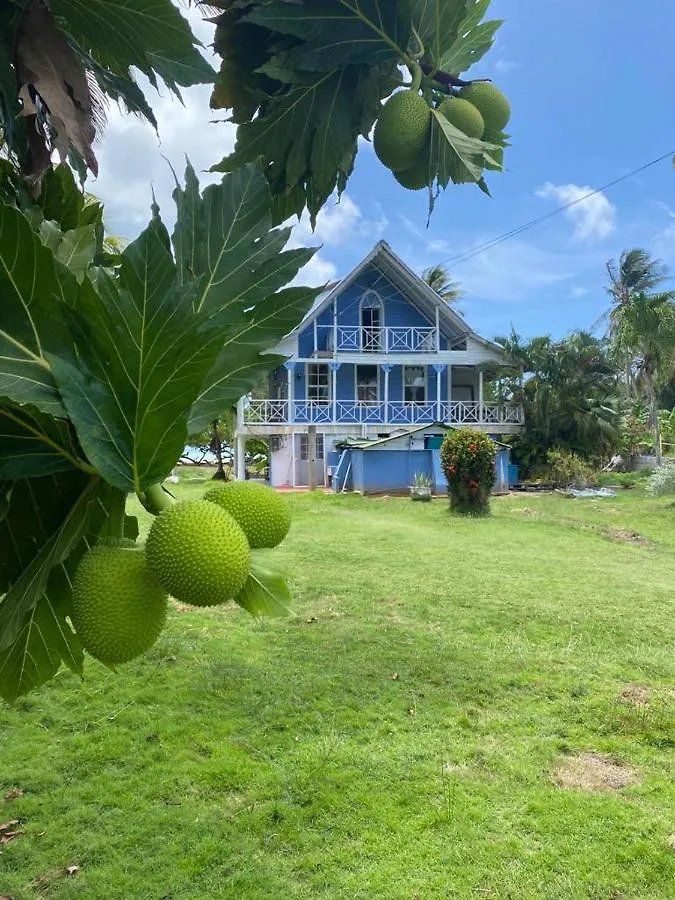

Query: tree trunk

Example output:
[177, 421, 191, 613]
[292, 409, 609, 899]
[210, 419, 228, 480]
[646, 374, 662, 465]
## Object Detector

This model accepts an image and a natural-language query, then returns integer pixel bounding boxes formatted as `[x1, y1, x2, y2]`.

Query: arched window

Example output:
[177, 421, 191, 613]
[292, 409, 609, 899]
[359, 290, 384, 351]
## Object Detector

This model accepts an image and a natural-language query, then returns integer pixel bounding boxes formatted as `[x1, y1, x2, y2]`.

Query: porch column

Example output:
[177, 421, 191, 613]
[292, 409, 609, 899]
[235, 434, 246, 480]
[332, 298, 338, 356]
[284, 360, 295, 423]
[433, 363, 446, 422]
[329, 361, 341, 423]
[313, 318, 318, 354]
[478, 369, 484, 423]
[381, 363, 393, 423]
[435, 306, 440, 352]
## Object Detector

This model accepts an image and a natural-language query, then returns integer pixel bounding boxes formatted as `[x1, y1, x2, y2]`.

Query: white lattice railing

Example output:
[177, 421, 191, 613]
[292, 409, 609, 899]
[244, 399, 524, 426]
[321, 325, 439, 352]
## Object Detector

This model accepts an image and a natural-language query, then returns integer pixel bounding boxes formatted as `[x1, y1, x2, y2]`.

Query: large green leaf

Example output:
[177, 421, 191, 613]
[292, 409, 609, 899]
[0, 590, 83, 702]
[438, 0, 503, 76]
[234, 553, 293, 618]
[413, 0, 468, 71]
[214, 65, 387, 225]
[0, 401, 88, 479]
[47, 212, 223, 493]
[52, 0, 215, 89]
[246, 0, 412, 70]
[0, 475, 102, 650]
[169, 163, 320, 431]
[428, 107, 500, 207]
[0, 203, 75, 417]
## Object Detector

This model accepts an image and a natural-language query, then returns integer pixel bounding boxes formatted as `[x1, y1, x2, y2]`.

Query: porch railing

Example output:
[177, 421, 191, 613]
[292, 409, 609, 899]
[320, 325, 438, 353]
[243, 399, 524, 427]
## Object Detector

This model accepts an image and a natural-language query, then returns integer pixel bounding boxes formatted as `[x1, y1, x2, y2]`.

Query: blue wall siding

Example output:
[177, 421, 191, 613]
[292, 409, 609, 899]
[295, 262, 457, 357]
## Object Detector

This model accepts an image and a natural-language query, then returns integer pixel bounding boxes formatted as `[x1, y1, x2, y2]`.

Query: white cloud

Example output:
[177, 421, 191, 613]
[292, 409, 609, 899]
[535, 182, 617, 243]
[652, 223, 675, 264]
[569, 285, 590, 298]
[493, 59, 521, 74]
[294, 254, 338, 287]
[289, 194, 388, 250]
[89, 7, 233, 240]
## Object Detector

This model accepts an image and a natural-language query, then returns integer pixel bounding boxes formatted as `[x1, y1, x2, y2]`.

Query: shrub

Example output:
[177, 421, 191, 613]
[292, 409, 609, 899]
[545, 449, 594, 489]
[647, 463, 675, 497]
[440, 429, 496, 516]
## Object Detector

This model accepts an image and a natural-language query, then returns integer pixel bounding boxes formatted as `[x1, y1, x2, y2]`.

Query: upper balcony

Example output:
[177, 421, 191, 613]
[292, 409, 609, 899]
[316, 325, 447, 354]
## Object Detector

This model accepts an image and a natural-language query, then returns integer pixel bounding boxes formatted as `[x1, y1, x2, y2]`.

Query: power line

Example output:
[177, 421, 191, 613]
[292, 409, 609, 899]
[437, 150, 675, 271]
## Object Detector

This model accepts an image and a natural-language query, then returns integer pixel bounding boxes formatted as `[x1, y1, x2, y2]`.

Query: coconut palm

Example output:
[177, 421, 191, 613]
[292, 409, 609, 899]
[611, 292, 675, 462]
[422, 264, 463, 307]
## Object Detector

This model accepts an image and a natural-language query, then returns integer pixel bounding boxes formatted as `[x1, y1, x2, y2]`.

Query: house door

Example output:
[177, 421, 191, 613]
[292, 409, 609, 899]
[294, 432, 325, 486]
[360, 293, 383, 351]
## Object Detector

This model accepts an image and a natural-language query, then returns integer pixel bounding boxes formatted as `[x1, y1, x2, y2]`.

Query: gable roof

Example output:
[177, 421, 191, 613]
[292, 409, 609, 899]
[293, 240, 506, 355]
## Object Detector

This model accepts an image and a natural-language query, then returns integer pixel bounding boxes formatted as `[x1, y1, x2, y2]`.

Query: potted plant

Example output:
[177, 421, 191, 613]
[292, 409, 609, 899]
[410, 471, 433, 501]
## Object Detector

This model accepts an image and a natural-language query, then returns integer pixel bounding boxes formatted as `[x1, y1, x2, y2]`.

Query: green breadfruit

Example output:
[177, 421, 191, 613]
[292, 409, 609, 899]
[72, 543, 168, 666]
[373, 90, 431, 172]
[438, 97, 485, 139]
[393, 161, 429, 191]
[457, 82, 510, 132]
[204, 481, 291, 549]
[145, 500, 251, 607]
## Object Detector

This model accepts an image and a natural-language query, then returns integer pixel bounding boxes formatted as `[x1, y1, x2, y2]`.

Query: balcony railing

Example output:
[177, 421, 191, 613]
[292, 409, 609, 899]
[319, 325, 439, 353]
[243, 399, 524, 427]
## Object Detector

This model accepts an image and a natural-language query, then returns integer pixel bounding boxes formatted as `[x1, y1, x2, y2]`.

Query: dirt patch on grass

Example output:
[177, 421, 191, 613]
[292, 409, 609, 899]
[619, 683, 652, 706]
[602, 526, 651, 546]
[553, 752, 641, 791]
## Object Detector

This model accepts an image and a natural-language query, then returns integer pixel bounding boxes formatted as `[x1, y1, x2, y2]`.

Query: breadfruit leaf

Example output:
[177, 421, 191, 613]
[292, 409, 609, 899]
[438, 0, 503, 76]
[46, 212, 225, 494]
[51, 0, 215, 91]
[0, 402, 89, 480]
[169, 162, 320, 433]
[0, 203, 80, 417]
[413, 0, 468, 72]
[0, 590, 83, 703]
[0, 474, 103, 650]
[234, 553, 293, 618]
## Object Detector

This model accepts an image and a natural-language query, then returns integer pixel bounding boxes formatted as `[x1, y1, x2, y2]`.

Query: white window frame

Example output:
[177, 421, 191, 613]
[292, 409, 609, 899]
[299, 433, 325, 460]
[403, 365, 427, 403]
[355, 364, 380, 404]
[306, 363, 331, 402]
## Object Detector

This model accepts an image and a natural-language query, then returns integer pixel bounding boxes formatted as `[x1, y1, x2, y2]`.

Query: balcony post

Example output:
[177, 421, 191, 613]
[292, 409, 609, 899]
[284, 360, 295, 423]
[433, 363, 446, 422]
[478, 369, 484, 423]
[380, 363, 393, 423]
[329, 361, 341, 423]
[332, 298, 338, 357]
[435, 306, 440, 351]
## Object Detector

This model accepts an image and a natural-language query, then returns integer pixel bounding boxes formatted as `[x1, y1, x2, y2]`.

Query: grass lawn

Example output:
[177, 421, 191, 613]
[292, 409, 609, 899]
[1, 471, 674, 899]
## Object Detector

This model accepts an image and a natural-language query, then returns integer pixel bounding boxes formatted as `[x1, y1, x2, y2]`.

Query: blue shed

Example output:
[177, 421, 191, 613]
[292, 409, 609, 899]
[331, 424, 511, 495]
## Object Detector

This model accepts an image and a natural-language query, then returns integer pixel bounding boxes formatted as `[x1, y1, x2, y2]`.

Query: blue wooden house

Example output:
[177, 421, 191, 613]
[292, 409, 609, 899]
[234, 241, 523, 488]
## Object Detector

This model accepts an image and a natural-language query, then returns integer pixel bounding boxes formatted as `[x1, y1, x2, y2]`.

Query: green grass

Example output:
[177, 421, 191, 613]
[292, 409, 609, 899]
[1, 472, 674, 899]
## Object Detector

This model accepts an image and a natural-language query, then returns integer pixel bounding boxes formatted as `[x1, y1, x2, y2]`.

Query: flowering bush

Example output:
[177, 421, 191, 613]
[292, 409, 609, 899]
[647, 463, 675, 497]
[440, 429, 496, 515]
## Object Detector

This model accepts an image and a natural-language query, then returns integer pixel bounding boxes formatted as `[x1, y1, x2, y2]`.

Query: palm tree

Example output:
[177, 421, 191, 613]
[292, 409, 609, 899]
[611, 292, 675, 462]
[603, 248, 670, 396]
[422, 264, 463, 307]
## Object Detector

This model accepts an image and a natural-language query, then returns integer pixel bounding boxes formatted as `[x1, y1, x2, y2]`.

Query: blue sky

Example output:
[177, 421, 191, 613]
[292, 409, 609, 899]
[93, 1, 675, 343]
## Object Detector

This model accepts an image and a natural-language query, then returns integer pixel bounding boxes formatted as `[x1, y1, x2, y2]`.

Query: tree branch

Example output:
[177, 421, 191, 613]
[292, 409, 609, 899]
[420, 63, 491, 95]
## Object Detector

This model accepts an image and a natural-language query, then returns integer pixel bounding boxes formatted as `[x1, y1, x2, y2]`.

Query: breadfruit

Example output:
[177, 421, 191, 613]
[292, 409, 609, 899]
[204, 481, 290, 549]
[72, 543, 168, 666]
[393, 162, 429, 191]
[438, 97, 485, 139]
[457, 82, 510, 132]
[145, 500, 251, 607]
[373, 90, 431, 172]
